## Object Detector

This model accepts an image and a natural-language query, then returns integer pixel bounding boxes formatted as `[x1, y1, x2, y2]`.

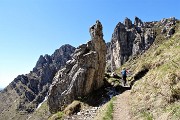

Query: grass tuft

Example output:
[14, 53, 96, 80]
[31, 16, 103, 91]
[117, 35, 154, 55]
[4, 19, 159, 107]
[166, 102, 180, 119]
[141, 112, 153, 120]
[103, 97, 116, 120]
[48, 111, 64, 120]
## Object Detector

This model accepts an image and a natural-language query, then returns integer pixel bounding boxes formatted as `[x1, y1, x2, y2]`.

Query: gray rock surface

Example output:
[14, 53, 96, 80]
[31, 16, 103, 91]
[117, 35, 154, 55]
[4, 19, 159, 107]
[109, 17, 177, 71]
[110, 17, 159, 71]
[63, 106, 100, 120]
[134, 16, 144, 27]
[160, 17, 176, 38]
[48, 20, 107, 113]
[106, 42, 111, 72]
[0, 44, 75, 119]
[124, 17, 133, 29]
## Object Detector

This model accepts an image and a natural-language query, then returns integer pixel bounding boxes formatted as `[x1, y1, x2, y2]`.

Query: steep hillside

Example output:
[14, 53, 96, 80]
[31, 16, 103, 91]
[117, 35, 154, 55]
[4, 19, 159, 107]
[114, 20, 180, 120]
[0, 44, 75, 120]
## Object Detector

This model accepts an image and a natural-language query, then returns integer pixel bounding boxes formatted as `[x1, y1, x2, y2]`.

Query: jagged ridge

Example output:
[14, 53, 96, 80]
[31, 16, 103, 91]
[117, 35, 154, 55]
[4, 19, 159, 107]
[108, 17, 176, 71]
[0, 44, 75, 119]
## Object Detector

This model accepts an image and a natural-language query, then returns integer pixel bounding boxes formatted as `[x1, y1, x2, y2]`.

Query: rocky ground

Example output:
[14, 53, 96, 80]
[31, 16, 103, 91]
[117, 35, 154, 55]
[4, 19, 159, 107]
[63, 106, 100, 120]
[61, 85, 131, 120]
[59, 86, 119, 120]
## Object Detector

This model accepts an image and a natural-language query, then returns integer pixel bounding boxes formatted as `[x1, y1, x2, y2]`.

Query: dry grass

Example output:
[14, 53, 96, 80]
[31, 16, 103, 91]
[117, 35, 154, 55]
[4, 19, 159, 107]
[28, 100, 51, 120]
[125, 25, 180, 120]
[94, 97, 116, 120]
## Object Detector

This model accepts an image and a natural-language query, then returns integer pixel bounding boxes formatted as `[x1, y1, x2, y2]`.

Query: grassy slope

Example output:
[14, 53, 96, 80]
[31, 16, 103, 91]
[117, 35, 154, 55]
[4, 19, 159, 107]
[28, 100, 51, 120]
[94, 97, 115, 120]
[119, 23, 180, 120]
[0, 88, 29, 120]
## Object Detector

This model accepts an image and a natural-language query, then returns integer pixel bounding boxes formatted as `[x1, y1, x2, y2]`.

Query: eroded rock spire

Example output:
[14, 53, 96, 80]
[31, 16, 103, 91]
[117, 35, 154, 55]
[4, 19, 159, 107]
[48, 20, 106, 113]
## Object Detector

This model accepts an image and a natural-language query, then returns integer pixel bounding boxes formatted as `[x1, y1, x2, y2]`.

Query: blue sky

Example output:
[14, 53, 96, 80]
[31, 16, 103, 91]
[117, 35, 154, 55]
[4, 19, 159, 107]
[0, 0, 180, 88]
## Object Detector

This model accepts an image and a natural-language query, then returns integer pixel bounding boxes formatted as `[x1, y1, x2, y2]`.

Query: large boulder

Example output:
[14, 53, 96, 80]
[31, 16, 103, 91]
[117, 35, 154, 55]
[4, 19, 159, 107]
[48, 20, 107, 113]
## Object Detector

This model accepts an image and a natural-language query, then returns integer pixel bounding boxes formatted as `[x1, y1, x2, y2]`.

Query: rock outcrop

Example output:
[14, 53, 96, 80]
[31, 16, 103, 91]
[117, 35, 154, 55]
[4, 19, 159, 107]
[0, 44, 75, 118]
[109, 17, 177, 71]
[106, 42, 111, 72]
[110, 21, 136, 70]
[48, 20, 107, 113]
[160, 17, 176, 38]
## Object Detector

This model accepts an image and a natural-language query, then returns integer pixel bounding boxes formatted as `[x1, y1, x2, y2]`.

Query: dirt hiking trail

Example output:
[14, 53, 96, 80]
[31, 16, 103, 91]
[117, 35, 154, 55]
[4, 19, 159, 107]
[113, 90, 134, 120]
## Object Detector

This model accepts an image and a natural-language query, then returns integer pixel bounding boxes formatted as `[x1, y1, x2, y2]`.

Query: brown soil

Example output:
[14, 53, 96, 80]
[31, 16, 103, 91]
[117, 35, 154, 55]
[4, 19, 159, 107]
[113, 90, 134, 120]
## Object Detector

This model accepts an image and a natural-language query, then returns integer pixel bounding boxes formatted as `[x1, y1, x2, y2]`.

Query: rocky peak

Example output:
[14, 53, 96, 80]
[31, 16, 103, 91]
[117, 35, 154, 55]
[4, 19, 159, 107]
[110, 19, 139, 70]
[48, 20, 107, 113]
[111, 22, 127, 44]
[89, 20, 103, 39]
[51, 44, 75, 61]
[124, 17, 133, 29]
[134, 16, 144, 27]
[116, 22, 126, 30]
[109, 17, 177, 71]
[35, 54, 52, 69]
[0, 44, 75, 116]
[51, 44, 75, 70]
[159, 17, 177, 38]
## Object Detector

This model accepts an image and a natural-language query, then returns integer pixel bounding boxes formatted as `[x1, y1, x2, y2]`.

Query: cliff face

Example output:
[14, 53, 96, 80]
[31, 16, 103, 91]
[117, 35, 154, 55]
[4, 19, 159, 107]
[48, 20, 107, 113]
[110, 17, 155, 71]
[109, 17, 176, 71]
[106, 42, 111, 72]
[0, 44, 75, 119]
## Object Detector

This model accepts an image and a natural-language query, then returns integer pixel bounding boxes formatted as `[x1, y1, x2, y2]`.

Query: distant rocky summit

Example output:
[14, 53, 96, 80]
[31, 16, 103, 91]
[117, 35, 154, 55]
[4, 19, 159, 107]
[48, 20, 107, 113]
[0, 44, 75, 119]
[108, 17, 177, 71]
